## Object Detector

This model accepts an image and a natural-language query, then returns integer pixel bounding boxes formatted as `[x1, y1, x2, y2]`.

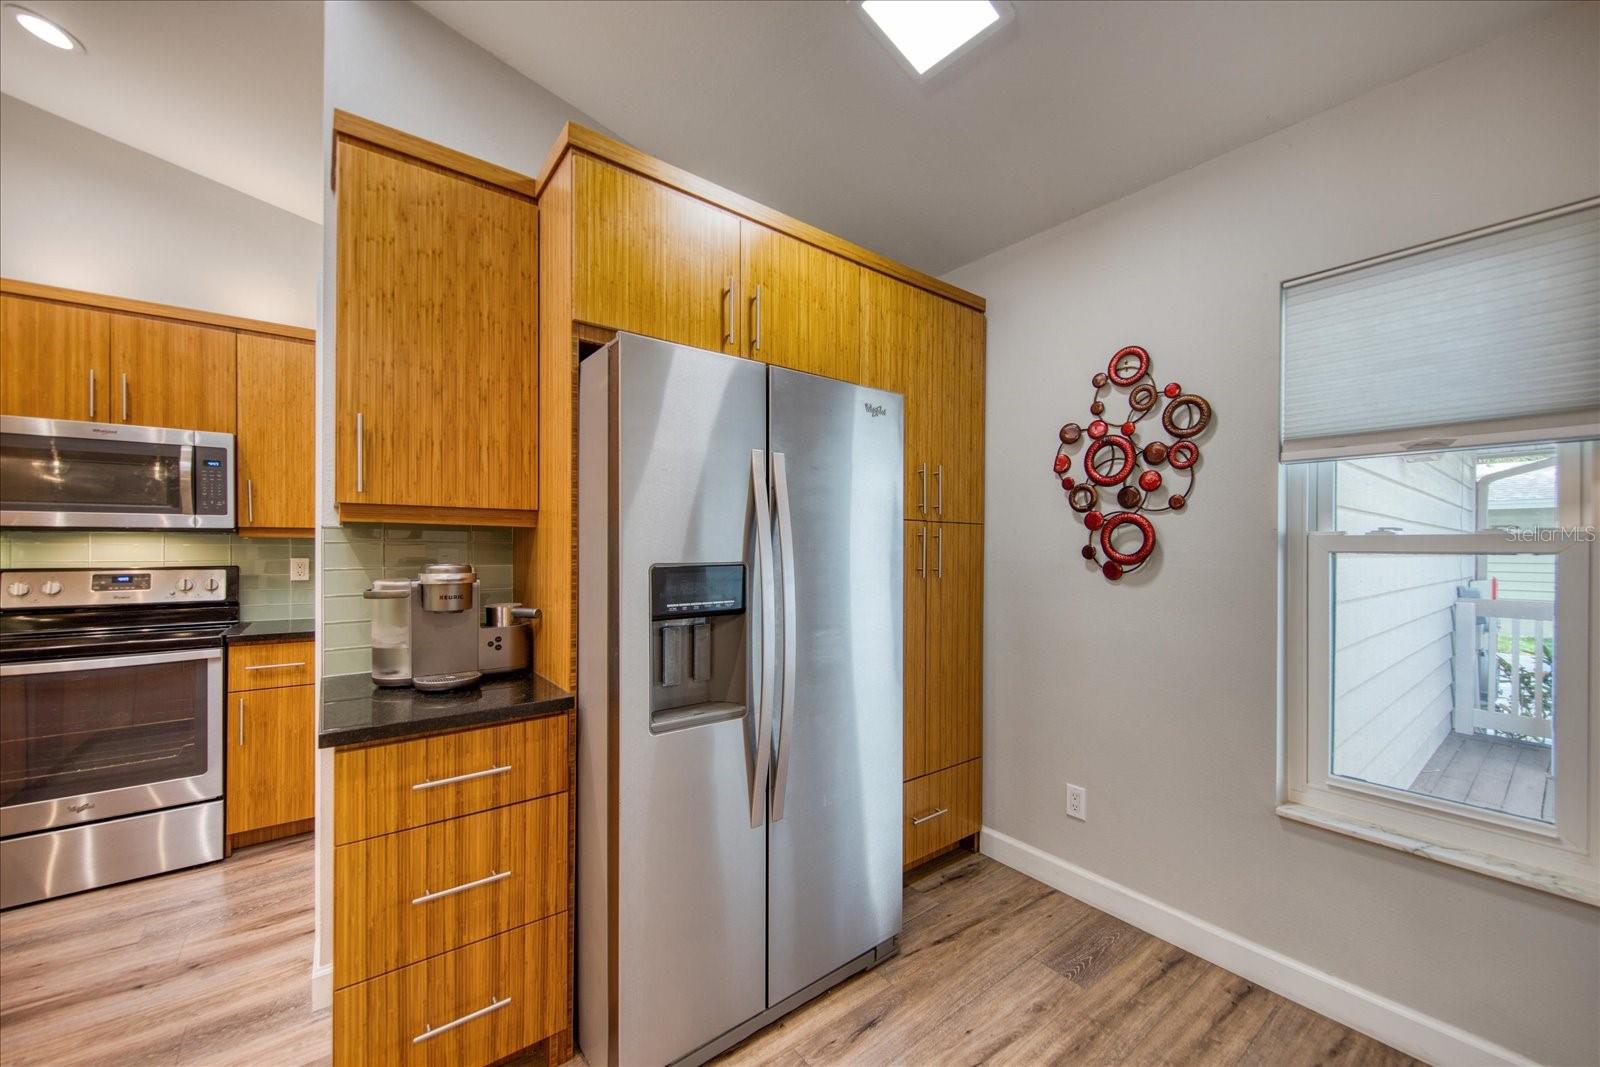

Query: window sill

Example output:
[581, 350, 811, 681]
[1277, 802, 1598, 907]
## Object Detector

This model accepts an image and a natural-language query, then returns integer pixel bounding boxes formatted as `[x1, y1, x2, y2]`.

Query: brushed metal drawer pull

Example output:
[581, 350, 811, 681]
[411, 869, 511, 905]
[911, 807, 948, 826]
[244, 661, 306, 671]
[411, 764, 512, 791]
[412, 996, 512, 1045]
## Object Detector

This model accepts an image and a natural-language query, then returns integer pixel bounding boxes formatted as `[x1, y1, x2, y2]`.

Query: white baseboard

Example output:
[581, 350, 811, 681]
[310, 962, 332, 1011]
[980, 826, 1533, 1067]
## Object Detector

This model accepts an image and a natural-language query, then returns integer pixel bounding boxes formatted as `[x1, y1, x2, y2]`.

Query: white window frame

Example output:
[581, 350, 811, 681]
[1280, 442, 1598, 904]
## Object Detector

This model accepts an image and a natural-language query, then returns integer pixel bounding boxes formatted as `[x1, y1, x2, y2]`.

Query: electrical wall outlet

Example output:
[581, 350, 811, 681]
[1066, 783, 1087, 821]
[289, 557, 311, 582]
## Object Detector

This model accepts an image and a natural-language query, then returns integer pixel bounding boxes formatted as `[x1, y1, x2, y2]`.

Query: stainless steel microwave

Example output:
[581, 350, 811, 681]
[0, 416, 234, 530]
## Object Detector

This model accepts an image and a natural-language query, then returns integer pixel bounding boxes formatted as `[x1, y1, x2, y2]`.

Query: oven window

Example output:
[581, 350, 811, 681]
[0, 433, 183, 512]
[1, 657, 211, 808]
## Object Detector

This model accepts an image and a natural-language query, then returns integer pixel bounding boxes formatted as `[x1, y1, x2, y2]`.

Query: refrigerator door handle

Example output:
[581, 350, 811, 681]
[769, 450, 799, 822]
[750, 449, 777, 829]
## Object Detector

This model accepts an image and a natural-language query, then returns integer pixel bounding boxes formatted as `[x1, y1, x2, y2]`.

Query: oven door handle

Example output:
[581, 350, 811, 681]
[0, 646, 223, 677]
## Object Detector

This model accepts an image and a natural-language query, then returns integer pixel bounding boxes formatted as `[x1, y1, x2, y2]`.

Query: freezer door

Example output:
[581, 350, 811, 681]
[611, 336, 771, 1065]
[766, 367, 904, 1005]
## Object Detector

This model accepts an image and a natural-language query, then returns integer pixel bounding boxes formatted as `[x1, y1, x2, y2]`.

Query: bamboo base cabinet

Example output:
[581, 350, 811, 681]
[903, 520, 983, 869]
[331, 714, 575, 1067]
[226, 639, 315, 847]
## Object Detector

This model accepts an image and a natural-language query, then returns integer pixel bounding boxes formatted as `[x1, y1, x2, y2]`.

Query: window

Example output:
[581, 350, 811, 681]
[1281, 202, 1598, 904]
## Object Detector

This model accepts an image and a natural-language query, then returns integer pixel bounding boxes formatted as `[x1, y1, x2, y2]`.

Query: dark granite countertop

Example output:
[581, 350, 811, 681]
[224, 618, 315, 644]
[318, 671, 573, 748]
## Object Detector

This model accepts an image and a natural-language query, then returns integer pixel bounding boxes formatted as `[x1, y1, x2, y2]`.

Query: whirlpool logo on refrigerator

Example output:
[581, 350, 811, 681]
[863, 402, 886, 418]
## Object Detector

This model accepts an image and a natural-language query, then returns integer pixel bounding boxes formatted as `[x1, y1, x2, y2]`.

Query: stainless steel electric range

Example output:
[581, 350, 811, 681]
[0, 566, 238, 908]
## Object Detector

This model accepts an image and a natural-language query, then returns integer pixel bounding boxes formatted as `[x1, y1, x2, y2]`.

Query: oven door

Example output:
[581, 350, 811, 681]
[0, 416, 233, 530]
[0, 647, 223, 837]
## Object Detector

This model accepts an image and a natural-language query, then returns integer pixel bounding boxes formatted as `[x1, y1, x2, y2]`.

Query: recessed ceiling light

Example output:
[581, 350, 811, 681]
[859, 0, 1008, 78]
[7, 5, 84, 52]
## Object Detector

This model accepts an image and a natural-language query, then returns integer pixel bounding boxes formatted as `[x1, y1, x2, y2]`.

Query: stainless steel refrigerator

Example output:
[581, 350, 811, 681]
[577, 333, 903, 1067]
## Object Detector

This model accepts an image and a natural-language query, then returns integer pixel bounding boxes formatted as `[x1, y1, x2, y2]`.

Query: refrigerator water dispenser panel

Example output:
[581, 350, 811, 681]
[649, 563, 748, 733]
[650, 563, 745, 620]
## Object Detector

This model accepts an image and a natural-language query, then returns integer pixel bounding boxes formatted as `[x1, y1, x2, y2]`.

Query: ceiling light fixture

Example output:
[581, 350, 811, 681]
[6, 5, 84, 52]
[858, 0, 1008, 79]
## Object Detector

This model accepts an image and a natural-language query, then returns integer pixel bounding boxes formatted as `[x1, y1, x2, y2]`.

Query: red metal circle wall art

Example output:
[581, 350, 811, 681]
[1051, 346, 1213, 581]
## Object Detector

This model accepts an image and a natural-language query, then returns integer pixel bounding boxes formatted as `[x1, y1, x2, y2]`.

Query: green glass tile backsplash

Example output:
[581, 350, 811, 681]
[319, 524, 515, 678]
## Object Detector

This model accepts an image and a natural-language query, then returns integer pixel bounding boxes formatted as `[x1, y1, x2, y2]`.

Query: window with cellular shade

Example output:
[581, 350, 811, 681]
[1281, 202, 1599, 461]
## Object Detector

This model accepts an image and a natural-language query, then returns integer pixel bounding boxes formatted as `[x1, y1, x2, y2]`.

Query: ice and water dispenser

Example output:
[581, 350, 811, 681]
[648, 563, 749, 732]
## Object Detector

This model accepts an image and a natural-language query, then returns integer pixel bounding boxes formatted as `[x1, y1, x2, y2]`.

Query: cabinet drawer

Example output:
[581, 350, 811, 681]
[333, 914, 567, 1067]
[228, 639, 314, 690]
[334, 715, 568, 845]
[904, 758, 981, 868]
[334, 794, 568, 988]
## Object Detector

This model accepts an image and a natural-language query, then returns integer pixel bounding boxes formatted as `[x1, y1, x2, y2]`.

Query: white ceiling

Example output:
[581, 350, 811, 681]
[417, 0, 1567, 274]
[0, 0, 322, 222]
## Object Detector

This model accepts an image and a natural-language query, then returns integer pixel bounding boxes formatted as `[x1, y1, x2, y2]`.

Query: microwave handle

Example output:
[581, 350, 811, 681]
[179, 446, 195, 518]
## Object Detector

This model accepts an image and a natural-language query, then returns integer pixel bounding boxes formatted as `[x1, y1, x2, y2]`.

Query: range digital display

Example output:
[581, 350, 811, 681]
[91, 573, 152, 590]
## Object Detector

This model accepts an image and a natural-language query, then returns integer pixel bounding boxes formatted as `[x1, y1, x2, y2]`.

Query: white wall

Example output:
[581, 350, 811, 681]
[944, 4, 1599, 1064]
[0, 94, 319, 328]
[311, 0, 607, 1002]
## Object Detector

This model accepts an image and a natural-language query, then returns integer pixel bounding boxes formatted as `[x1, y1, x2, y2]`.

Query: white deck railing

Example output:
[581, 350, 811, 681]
[1451, 597, 1554, 740]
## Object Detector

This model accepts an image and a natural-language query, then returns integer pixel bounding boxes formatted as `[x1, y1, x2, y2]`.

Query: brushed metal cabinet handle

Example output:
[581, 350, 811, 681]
[911, 807, 948, 826]
[411, 764, 511, 791]
[87, 368, 96, 420]
[244, 661, 306, 671]
[917, 464, 927, 515]
[120, 373, 129, 422]
[411, 869, 511, 905]
[723, 276, 734, 345]
[354, 411, 365, 493]
[237, 696, 245, 746]
[246, 478, 255, 523]
[917, 525, 926, 578]
[935, 465, 944, 516]
[935, 527, 944, 579]
[753, 283, 763, 352]
[413, 997, 512, 1045]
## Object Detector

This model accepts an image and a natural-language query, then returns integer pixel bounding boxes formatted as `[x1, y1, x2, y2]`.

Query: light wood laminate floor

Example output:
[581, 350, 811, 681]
[0, 837, 1416, 1067]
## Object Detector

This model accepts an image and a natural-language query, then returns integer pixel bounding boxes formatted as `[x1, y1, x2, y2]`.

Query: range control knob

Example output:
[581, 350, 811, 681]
[176, 578, 195, 592]
[6, 581, 30, 598]
[41, 580, 63, 597]
[204, 577, 221, 592]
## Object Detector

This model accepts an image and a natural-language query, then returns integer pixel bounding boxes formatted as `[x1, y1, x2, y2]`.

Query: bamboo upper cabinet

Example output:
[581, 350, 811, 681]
[0, 294, 111, 422]
[237, 334, 315, 534]
[109, 315, 237, 433]
[740, 222, 863, 381]
[334, 137, 538, 521]
[863, 272, 940, 520]
[572, 153, 741, 354]
[933, 301, 985, 523]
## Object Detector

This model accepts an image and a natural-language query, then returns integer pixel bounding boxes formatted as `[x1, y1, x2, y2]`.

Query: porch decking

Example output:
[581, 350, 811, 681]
[1408, 734, 1553, 822]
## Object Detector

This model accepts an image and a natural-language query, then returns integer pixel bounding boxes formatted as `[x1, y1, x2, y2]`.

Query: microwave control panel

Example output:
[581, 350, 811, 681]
[194, 447, 231, 516]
